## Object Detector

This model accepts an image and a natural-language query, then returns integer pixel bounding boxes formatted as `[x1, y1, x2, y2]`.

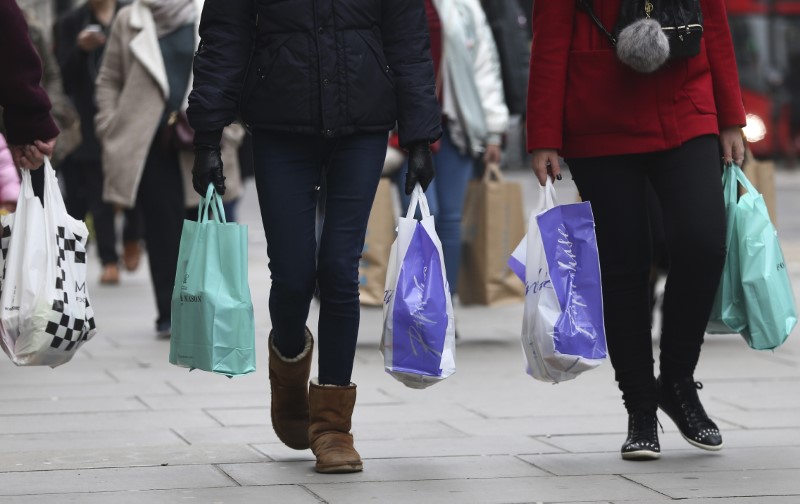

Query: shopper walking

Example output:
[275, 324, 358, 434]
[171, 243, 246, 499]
[187, 0, 441, 473]
[95, 0, 197, 337]
[527, 0, 746, 459]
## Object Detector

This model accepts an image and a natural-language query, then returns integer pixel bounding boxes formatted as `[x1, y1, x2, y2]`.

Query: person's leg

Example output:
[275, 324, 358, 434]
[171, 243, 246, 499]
[122, 205, 144, 272]
[251, 131, 321, 358]
[136, 144, 185, 332]
[647, 135, 726, 379]
[646, 135, 727, 450]
[85, 159, 119, 266]
[567, 155, 655, 413]
[314, 132, 386, 385]
[430, 129, 473, 293]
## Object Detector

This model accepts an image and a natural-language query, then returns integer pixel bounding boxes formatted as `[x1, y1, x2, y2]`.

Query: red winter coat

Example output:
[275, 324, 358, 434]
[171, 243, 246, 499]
[526, 0, 746, 159]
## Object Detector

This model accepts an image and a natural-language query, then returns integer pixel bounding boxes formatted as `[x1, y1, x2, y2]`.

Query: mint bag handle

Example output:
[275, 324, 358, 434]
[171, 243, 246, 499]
[199, 184, 227, 224]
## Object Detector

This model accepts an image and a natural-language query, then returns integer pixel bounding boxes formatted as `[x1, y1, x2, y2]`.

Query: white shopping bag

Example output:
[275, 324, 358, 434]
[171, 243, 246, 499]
[510, 179, 606, 383]
[0, 159, 97, 366]
[381, 184, 456, 389]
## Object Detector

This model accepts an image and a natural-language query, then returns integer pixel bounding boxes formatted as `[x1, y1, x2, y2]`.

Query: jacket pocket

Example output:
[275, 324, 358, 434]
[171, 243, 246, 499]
[347, 30, 396, 124]
[564, 50, 651, 137]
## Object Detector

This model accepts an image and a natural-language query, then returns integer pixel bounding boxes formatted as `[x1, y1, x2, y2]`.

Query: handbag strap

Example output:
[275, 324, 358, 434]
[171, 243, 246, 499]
[577, 0, 617, 46]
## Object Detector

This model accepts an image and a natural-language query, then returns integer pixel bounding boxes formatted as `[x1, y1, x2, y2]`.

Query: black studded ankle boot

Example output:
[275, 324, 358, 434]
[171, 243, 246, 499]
[657, 376, 723, 451]
[621, 410, 661, 460]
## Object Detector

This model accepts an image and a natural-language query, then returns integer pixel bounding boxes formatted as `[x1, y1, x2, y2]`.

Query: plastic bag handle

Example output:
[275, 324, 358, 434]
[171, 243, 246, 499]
[20, 167, 34, 199]
[405, 182, 431, 219]
[536, 177, 559, 213]
[199, 183, 227, 224]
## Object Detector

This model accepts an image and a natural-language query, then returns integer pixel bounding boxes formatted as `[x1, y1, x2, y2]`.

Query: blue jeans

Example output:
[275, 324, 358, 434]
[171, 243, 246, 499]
[394, 128, 474, 294]
[252, 131, 386, 385]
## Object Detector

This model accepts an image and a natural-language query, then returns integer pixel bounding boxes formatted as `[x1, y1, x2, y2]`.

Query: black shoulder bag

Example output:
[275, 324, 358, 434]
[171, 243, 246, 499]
[578, 0, 704, 73]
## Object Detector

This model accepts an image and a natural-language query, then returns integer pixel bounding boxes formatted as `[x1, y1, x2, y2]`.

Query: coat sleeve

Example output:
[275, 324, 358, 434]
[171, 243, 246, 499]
[94, 11, 127, 140]
[470, 0, 509, 146]
[0, 0, 60, 145]
[701, 0, 746, 130]
[381, 0, 442, 147]
[525, 0, 575, 152]
[186, 0, 255, 138]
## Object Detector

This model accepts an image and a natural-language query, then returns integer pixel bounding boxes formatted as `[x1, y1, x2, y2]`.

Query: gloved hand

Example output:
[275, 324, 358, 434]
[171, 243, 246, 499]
[192, 144, 226, 197]
[404, 141, 434, 195]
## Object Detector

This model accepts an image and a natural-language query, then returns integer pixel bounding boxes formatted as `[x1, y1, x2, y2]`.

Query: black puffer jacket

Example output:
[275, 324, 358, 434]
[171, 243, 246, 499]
[188, 0, 442, 147]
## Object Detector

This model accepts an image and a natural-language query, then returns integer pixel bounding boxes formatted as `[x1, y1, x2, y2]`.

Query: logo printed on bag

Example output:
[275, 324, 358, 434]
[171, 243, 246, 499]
[527, 268, 552, 295]
[406, 267, 443, 358]
[180, 293, 203, 303]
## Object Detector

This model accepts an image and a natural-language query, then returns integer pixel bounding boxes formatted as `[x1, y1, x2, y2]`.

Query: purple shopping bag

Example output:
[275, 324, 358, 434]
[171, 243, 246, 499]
[536, 202, 607, 361]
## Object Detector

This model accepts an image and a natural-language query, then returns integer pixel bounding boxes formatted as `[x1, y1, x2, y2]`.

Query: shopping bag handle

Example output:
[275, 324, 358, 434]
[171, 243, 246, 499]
[199, 183, 227, 224]
[536, 177, 558, 213]
[406, 182, 432, 219]
[482, 162, 504, 183]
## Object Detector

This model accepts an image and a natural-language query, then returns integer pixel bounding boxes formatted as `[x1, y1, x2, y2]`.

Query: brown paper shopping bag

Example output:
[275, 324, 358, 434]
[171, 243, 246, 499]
[359, 178, 396, 306]
[458, 163, 526, 306]
[742, 152, 777, 227]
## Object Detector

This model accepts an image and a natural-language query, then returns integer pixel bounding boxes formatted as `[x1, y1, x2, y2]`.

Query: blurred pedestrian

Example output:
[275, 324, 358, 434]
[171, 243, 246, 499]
[0, 134, 21, 214]
[395, 0, 509, 304]
[187, 0, 441, 474]
[527, 0, 746, 460]
[95, 0, 197, 338]
[56, 0, 131, 284]
[0, 0, 59, 170]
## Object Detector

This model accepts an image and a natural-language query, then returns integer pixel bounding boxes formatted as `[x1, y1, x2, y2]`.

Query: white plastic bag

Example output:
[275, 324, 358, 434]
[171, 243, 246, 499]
[381, 184, 456, 389]
[510, 179, 606, 383]
[0, 159, 97, 366]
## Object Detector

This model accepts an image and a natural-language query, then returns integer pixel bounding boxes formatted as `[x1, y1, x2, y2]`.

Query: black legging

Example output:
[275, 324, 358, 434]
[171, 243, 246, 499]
[567, 135, 726, 413]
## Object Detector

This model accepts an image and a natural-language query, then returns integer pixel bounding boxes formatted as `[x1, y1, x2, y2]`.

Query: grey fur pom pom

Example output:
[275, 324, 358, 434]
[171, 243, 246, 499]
[616, 19, 670, 73]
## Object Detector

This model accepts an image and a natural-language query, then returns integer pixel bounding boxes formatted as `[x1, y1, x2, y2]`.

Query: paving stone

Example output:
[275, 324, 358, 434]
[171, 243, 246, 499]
[610, 498, 800, 504]
[0, 411, 219, 434]
[0, 444, 266, 472]
[0, 382, 176, 401]
[0, 430, 183, 453]
[624, 468, 800, 499]
[538, 427, 800, 453]
[0, 366, 113, 386]
[0, 397, 146, 416]
[713, 409, 800, 429]
[305, 475, 666, 503]
[520, 446, 800, 476]
[0, 485, 319, 504]
[254, 435, 562, 462]
[0, 465, 236, 496]
[138, 392, 268, 410]
[220, 455, 548, 486]
[177, 420, 465, 446]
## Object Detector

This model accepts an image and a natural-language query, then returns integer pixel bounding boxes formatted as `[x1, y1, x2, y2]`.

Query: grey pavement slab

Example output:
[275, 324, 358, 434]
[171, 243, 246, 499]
[0, 430, 183, 453]
[0, 382, 176, 401]
[254, 435, 561, 462]
[611, 498, 800, 504]
[0, 410, 220, 434]
[305, 475, 667, 503]
[624, 468, 800, 499]
[220, 454, 548, 486]
[520, 446, 800, 476]
[0, 465, 236, 496]
[0, 486, 320, 504]
[0, 444, 267, 472]
[0, 396, 146, 415]
[713, 408, 800, 429]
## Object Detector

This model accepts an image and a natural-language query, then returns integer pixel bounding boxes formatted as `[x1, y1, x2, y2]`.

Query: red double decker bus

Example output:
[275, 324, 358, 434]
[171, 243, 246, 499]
[727, 0, 800, 160]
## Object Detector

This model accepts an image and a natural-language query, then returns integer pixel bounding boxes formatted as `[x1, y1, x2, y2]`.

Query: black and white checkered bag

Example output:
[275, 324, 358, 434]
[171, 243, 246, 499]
[0, 160, 97, 367]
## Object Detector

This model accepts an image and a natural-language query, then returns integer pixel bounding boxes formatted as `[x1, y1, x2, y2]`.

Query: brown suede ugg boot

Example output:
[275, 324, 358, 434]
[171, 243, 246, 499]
[308, 379, 363, 473]
[268, 329, 313, 450]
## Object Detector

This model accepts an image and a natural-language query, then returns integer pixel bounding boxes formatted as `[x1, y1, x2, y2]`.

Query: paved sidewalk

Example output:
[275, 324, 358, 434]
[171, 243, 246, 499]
[0, 168, 798, 503]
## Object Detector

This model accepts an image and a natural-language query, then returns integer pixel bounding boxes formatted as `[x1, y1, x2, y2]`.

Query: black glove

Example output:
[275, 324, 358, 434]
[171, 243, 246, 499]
[404, 141, 435, 195]
[192, 144, 226, 197]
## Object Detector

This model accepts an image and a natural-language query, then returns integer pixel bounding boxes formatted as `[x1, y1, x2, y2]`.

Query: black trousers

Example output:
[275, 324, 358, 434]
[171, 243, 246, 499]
[61, 156, 118, 266]
[136, 143, 184, 328]
[567, 135, 726, 413]
[251, 131, 387, 385]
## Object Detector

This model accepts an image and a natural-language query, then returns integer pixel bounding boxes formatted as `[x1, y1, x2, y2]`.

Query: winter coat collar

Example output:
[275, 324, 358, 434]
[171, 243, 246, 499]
[128, 0, 169, 99]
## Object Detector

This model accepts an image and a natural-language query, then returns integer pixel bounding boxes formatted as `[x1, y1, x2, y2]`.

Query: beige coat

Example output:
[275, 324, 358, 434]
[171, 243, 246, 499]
[95, 0, 242, 208]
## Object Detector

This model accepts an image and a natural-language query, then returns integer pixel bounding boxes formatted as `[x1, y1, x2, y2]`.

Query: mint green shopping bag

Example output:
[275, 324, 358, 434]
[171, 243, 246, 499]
[169, 185, 255, 376]
[708, 164, 797, 350]
[707, 164, 747, 335]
